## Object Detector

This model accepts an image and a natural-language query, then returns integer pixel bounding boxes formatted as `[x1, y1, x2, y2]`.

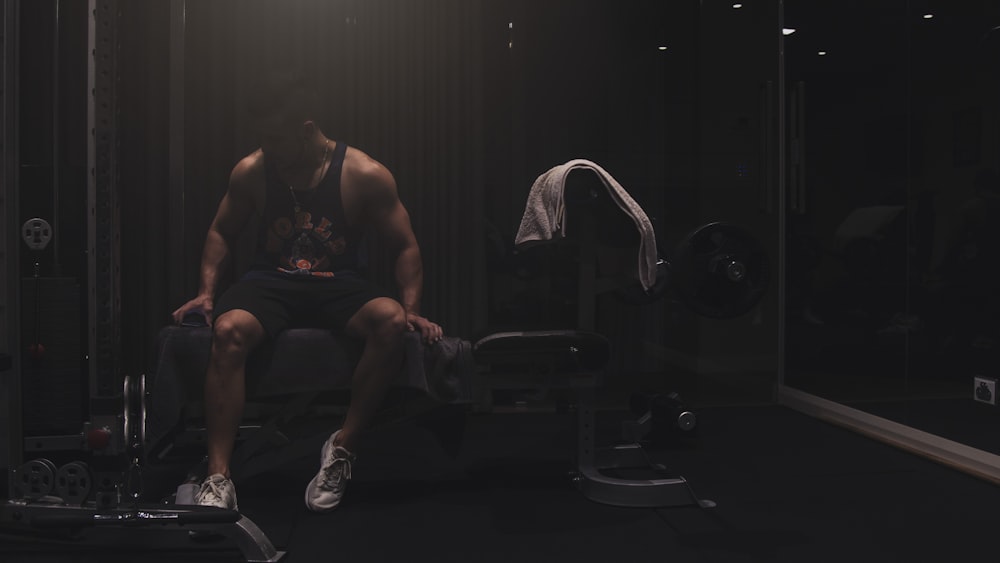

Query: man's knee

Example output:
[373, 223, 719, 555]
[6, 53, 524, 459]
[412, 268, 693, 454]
[211, 311, 264, 359]
[353, 298, 408, 342]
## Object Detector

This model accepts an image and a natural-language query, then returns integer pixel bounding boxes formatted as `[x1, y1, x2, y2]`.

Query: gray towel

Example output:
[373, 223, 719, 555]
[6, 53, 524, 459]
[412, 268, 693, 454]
[404, 335, 474, 404]
[515, 159, 659, 291]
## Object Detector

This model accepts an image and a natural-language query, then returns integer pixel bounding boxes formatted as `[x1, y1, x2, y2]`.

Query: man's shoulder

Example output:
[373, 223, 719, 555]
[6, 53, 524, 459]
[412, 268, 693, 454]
[233, 150, 266, 179]
[230, 150, 267, 193]
[343, 146, 394, 190]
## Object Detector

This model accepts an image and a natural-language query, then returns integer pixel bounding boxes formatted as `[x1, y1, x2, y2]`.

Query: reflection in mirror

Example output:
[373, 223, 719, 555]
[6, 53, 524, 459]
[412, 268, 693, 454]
[783, 1, 1000, 454]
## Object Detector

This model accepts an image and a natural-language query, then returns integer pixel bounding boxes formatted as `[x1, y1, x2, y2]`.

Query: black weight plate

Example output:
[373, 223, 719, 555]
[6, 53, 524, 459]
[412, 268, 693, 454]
[672, 222, 769, 319]
[56, 461, 92, 505]
[16, 458, 58, 500]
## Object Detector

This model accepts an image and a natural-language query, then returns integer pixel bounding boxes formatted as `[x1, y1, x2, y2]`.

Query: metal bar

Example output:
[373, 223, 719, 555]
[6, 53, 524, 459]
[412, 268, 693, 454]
[89, 0, 120, 400]
[3, 0, 24, 498]
[86, 0, 97, 402]
[23, 434, 86, 452]
[789, 84, 800, 213]
[794, 81, 805, 215]
[87, 0, 96, 402]
[759, 80, 775, 214]
[776, 0, 787, 389]
[0, 503, 285, 562]
[51, 0, 60, 274]
[168, 0, 185, 309]
[778, 385, 1000, 485]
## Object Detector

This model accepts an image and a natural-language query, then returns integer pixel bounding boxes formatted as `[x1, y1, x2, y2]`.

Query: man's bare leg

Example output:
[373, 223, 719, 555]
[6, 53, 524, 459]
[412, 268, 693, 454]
[334, 297, 408, 451]
[204, 309, 266, 478]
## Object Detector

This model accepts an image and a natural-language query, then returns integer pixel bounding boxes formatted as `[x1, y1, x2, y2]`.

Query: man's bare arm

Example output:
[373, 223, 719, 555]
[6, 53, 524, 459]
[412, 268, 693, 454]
[363, 164, 422, 313]
[172, 159, 258, 324]
[358, 158, 443, 342]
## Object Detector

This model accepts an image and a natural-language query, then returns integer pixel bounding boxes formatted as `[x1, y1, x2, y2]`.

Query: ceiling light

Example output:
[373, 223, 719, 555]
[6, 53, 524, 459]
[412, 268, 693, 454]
[782, 28, 796, 36]
[733, 3, 743, 8]
[923, 14, 934, 19]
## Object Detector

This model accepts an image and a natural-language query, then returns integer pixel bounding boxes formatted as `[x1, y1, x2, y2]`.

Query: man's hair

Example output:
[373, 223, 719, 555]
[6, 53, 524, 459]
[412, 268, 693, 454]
[246, 68, 321, 129]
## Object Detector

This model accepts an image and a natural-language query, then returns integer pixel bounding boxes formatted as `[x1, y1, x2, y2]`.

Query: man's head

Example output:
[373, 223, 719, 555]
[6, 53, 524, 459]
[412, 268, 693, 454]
[247, 70, 322, 169]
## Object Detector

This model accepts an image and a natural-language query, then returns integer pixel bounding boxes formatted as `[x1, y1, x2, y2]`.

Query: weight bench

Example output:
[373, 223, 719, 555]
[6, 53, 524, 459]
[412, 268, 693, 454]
[471, 161, 715, 508]
[145, 325, 474, 481]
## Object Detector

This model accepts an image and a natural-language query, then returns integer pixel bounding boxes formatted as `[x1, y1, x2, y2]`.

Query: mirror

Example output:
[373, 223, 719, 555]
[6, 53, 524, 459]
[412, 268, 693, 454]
[783, 0, 1000, 454]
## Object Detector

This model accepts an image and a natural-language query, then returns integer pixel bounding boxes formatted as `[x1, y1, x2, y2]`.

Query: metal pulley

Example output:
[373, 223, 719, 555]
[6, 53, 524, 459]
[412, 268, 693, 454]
[21, 218, 53, 251]
[13, 459, 58, 500]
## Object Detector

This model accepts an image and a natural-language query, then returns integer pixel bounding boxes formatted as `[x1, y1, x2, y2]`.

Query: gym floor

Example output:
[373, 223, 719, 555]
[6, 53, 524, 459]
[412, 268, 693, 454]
[1, 404, 997, 563]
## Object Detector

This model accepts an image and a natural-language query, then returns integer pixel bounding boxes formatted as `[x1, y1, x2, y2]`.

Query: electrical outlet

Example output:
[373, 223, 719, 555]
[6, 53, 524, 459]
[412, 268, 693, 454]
[973, 376, 997, 406]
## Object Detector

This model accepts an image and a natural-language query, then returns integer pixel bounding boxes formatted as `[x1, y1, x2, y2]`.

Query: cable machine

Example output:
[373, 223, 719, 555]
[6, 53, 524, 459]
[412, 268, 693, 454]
[0, 2, 283, 560]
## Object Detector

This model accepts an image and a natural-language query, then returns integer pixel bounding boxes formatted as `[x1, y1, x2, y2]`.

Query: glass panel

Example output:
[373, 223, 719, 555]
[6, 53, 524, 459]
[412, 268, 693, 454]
[783, 0, 910, 401]
[783, 0, 1000, 454]
[894, 2, 1000, 451]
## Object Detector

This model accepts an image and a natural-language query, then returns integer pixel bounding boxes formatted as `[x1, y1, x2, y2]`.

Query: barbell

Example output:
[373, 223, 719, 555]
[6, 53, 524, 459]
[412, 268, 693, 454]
[619, 222, 770, 319]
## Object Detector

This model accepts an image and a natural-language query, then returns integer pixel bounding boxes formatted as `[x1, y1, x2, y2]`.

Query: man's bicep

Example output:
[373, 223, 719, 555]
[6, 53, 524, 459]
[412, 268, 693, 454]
[211, 159, 261, 238]
[363, 165, 415, 246]
[379, 201, 418, 249]
[211, 182, 256, 239]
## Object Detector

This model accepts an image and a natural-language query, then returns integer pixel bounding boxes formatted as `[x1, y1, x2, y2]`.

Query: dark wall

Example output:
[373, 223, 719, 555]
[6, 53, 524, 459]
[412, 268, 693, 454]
[14, 0, 773, 407]
[118, 0, 172, 377]
[481, 0, 701, 384]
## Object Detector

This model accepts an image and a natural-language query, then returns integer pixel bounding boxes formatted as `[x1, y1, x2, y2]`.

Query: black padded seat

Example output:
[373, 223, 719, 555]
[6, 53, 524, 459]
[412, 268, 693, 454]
[473, 330, 610, 372]
[146, 326, 472, 464]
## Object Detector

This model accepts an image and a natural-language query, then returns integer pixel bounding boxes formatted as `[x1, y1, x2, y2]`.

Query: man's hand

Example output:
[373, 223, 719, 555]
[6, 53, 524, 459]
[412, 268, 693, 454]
[171, 294, 215, 326]
[406, 313, 443, 345]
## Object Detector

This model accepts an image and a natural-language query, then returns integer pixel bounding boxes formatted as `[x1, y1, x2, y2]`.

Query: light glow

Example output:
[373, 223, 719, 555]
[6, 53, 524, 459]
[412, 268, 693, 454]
[782, 28, 797, 36]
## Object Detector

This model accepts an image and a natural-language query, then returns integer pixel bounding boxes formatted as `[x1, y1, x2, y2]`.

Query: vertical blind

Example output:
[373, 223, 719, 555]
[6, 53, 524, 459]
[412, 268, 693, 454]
[181, 0, 487, 337]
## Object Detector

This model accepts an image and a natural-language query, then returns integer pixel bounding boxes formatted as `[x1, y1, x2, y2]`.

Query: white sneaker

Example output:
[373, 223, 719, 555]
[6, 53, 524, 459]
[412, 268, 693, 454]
[305, 430, 355, 512]
[195, 473, 238, 510]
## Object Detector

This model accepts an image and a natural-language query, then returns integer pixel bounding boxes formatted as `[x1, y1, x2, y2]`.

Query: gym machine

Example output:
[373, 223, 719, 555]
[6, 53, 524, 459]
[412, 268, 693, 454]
[0, 2, 284, 560]
[473, 170, 769, 509]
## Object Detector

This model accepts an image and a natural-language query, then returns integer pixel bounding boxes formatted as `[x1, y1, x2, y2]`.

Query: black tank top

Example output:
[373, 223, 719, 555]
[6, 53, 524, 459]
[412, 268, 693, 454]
[250, 141, 366, 278]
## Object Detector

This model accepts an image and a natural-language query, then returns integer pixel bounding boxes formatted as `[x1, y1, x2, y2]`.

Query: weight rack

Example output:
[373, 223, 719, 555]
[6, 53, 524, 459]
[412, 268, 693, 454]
[0, 2, 283, 560]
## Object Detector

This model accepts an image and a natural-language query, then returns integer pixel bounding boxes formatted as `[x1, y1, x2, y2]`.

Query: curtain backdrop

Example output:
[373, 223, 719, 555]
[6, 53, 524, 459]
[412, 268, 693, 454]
[119, 0, 488, 375]
[118, 0, 682, 382]
[180, 0, 487, 336]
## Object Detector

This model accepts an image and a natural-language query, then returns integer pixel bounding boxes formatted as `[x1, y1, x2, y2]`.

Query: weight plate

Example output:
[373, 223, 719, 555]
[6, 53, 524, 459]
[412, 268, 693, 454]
[21, 218, 53, 251]
[15, 458, 58, 500]
[55, 461, 92, 505]
[672, 222, 769, 319]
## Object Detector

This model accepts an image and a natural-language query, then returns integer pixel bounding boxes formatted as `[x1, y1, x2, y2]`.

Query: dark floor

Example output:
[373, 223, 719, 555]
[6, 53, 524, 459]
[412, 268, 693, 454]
[2, 404, 999, 563]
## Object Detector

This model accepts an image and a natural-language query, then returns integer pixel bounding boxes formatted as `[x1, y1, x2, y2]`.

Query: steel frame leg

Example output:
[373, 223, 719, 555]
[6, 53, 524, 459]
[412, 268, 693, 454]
[0, 500, 286, 562]
[574, 387, 715, 508]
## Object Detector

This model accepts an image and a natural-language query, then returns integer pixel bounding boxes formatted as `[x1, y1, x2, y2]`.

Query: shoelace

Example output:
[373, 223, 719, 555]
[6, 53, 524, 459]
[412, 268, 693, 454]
[199, 478, 227, 504]
[319, 455, 352, 490]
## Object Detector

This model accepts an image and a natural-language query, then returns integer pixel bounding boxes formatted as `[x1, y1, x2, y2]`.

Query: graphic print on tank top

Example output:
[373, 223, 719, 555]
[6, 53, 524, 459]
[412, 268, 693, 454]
[254, 141, 364, 277]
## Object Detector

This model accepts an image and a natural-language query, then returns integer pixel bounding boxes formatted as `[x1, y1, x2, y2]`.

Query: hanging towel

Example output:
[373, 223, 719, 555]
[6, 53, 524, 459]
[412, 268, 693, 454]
[515, 159, 659, 291]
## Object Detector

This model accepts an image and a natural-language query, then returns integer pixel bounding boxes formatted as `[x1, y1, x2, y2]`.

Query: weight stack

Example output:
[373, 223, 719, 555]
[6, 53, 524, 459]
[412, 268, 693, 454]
[20, 277, 85, 437]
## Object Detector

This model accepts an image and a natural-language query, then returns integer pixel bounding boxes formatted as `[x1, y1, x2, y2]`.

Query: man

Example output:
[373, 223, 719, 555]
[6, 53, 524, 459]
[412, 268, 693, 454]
[171, 73, 443, 512]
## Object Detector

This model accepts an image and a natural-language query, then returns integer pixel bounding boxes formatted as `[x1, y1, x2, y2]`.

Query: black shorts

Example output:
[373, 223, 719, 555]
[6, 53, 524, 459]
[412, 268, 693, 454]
[213, 272, 392, 338]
